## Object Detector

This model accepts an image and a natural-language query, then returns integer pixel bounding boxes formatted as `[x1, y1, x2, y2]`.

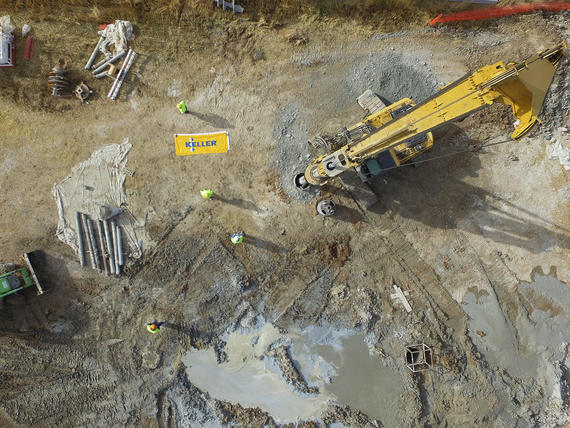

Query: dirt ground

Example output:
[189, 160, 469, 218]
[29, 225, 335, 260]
[1, 5, 569, 428]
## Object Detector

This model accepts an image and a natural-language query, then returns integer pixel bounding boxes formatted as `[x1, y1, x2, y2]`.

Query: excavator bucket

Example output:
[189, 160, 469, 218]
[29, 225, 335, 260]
[493, 43, 566, 139]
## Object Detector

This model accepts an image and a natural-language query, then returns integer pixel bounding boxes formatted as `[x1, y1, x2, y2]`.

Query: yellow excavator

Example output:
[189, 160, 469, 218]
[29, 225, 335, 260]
[295, 42, 566, 189]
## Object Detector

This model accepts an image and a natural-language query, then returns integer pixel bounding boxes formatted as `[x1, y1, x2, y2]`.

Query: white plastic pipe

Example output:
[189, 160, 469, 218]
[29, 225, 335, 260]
[108, 49, 136, 100]
[111, 221, 120, 275]
[117, 225, 124, 266]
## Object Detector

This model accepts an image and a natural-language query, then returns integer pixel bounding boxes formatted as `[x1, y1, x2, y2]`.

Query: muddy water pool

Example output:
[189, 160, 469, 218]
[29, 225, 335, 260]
[182, 324, 404, 423]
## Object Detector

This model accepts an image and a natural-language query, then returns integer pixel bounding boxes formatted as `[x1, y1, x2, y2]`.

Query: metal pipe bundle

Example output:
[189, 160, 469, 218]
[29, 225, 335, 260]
[75, 212, 127, 275]
[92, 55, 110, 71]
[91, 39, 114, 70]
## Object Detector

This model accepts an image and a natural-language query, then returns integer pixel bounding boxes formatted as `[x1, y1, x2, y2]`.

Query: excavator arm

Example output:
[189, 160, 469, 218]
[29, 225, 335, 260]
[297, 42, 566, 187]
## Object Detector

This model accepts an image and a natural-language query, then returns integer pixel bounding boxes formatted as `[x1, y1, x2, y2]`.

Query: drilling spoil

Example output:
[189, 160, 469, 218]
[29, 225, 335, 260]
[1, 4, 569, 428]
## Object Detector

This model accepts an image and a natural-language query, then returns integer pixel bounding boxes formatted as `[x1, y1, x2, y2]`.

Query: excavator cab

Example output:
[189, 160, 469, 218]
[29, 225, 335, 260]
[0, 252, 44, 298]
[355, 97, 434, 181]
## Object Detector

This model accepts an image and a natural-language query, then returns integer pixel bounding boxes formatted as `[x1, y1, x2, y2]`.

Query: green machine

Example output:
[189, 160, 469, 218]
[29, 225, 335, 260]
[0, 252, 44, 298]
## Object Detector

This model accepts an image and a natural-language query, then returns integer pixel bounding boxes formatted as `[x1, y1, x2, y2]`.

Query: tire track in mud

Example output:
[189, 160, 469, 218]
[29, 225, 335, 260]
[365, 208, 467, 337]
[272, 267, 337, 325]
[0, 332, 173, 427]
[471, 248, 530, 355]
[156, 388, 172, 428]
[454, 233, 535, 354]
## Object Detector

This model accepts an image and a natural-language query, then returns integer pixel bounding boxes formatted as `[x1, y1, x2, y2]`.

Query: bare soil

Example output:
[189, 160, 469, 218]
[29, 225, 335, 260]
[0, 5, 569, 428]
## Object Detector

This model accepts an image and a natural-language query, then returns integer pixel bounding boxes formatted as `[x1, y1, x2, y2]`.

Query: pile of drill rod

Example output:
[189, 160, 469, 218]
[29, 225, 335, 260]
[75, 212, 125, 276]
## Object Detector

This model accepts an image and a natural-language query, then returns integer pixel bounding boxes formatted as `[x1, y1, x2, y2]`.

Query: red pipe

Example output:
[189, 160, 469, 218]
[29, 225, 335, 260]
[430, 2, 570, 26]
[24, 37, 35, 60]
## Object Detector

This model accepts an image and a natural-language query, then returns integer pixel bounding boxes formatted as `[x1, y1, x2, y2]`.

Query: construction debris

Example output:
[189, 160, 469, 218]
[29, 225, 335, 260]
[85, 20, 136, 98]
[405, 344, 433, 372]
[74, 82, 93, 102]
[85, 20, 134, 71]
[547, 139, 570, 170]
[390, 284, 412, 313]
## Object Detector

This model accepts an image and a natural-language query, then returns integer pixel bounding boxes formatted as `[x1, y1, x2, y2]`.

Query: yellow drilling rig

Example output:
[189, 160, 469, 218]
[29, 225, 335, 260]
[295, 42, 566, 189]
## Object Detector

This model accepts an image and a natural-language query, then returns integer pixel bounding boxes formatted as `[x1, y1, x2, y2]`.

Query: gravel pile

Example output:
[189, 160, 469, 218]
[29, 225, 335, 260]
[273, 49, 442, 201]
[346, 50, 440, 105]
[272, 104, 319, 201]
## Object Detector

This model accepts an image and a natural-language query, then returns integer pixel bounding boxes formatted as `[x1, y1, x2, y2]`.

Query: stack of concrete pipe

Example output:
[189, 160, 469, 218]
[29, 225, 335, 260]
[75, 212, 126, 276]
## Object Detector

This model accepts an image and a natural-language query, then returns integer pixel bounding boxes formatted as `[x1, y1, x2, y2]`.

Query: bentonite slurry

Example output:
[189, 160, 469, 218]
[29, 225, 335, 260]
[182, 324, 410, 424]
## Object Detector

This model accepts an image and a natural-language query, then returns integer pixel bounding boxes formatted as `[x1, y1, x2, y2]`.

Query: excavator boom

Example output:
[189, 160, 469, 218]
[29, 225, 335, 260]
[298, 43, 566, 187]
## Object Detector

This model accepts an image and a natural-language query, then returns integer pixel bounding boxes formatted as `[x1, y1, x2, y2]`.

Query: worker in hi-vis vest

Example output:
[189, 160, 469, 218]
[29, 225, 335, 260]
[177, 101, 187, 114]
[201, 189, 214, 200]
[147, 321, 165, 334]
[231, 232, 244, 244]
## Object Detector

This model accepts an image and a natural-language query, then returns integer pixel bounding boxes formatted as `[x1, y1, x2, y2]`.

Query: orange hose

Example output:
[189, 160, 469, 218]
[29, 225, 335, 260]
[430, 2, 570, 26]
